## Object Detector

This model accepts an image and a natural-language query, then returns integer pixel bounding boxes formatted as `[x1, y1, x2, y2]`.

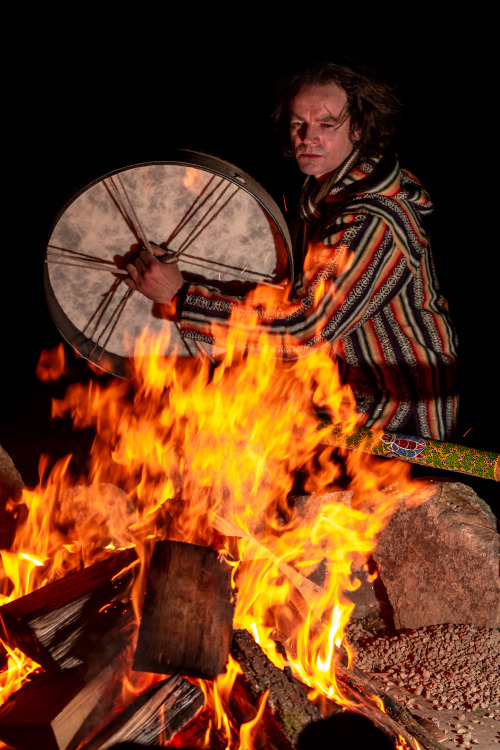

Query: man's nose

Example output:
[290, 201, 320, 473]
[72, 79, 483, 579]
[298, 123, 319, 143]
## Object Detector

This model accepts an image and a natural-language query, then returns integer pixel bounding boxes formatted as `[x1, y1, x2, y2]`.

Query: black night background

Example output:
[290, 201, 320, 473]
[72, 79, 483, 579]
[2, 17, 498, 512]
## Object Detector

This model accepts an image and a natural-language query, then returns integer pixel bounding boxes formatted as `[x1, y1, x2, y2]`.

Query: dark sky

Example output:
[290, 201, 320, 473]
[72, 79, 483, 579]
[2, 19, 499, 506]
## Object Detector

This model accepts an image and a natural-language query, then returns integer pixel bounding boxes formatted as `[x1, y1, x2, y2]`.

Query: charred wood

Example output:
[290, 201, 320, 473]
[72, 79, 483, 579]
[133, 541, 234, 679]
[0, 548, 137, 674]
[0, 649, 129, 750]
[78, 673, 204, 750]
[230, 629, 324, 749]
[164, 712, 232, 750]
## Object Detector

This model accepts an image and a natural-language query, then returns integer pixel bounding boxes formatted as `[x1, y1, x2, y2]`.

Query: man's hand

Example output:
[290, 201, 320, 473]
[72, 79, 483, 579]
[124, 245, 185, 304]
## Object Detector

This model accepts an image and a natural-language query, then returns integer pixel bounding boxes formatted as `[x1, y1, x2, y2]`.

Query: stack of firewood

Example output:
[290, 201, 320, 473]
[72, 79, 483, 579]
[0, 540, 443, 750]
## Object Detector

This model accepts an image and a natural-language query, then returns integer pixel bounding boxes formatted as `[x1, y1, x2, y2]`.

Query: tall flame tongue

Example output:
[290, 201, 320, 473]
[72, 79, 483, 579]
[1, 307, 425, 747]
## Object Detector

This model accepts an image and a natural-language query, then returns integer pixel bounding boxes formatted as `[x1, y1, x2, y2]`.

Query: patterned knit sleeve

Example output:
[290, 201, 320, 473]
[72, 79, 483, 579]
[178, 211, 414, 356]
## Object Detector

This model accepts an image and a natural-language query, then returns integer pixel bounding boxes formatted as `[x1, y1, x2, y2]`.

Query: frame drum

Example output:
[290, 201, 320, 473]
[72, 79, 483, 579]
[44, 150, 293, 377]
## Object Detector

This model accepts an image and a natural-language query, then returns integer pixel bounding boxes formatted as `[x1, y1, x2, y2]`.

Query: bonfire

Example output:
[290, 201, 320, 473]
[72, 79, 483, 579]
[1, 315, 438, 749]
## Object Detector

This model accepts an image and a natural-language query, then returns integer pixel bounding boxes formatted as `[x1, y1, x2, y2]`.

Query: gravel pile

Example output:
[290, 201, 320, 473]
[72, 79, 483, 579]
[345, 622, 500, 713]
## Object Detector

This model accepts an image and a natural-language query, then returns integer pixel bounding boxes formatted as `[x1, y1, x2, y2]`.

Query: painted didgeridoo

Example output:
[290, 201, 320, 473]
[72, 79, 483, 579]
[319, 425, 500, 482]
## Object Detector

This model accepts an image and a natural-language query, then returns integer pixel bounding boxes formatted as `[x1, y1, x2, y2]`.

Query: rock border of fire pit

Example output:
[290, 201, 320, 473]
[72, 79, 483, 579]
[372, 480, 500, 631]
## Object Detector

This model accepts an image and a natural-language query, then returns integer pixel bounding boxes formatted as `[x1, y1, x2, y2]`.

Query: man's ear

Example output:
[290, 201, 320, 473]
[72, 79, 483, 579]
[351, 126, 362, 144]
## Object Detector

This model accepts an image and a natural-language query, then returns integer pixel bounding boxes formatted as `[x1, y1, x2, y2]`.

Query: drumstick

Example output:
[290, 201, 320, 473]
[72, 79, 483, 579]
[45, 258, 129, 274]
[46, 254, 286, 288]
[161, 255, 285, 288]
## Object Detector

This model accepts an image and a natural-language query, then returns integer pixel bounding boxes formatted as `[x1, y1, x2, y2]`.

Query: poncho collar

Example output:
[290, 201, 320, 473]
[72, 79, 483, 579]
[297, 149, 400, 228]
[293, 150, 433, 277]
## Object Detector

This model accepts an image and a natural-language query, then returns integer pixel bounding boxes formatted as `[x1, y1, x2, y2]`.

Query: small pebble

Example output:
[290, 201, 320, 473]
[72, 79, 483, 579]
[345, 621, 499, 713]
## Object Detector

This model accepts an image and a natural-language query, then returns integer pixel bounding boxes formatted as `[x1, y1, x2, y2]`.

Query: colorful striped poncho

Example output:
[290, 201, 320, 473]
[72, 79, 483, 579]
[178, 153, 458, 441]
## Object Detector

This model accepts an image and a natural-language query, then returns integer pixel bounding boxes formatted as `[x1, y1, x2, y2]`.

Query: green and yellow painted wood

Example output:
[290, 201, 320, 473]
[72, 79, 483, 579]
[320, 425, 500, 482]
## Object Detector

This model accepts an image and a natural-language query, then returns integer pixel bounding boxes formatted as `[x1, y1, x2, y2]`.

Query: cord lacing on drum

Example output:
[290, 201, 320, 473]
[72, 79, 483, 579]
[45, 169, 285, 364]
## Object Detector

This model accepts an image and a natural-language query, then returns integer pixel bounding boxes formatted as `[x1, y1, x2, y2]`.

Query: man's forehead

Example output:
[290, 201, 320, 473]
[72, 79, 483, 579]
[290, 82, 348, 116]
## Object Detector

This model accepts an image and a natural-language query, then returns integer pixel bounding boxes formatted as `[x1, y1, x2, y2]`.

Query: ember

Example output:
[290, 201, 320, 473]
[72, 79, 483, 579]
[0, 315, 453, 749]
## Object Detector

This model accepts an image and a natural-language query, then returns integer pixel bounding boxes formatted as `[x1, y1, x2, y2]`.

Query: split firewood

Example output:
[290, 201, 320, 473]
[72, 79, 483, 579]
[0, 548, 137, 673]
[78, 673, 204, 750]
[0, 648, 130, 750]
[133, 540, 235, 679]
[210, 512, 326, 620]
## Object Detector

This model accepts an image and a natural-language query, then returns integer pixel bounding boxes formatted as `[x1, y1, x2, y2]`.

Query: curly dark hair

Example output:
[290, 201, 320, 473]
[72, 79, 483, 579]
[273, 60, 401, 160]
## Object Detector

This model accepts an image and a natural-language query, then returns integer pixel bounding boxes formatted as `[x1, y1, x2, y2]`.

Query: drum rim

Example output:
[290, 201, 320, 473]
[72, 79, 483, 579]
[47, 149, 293, 272]
[44, 150, 294, 378]
[44, 262, 133, 378]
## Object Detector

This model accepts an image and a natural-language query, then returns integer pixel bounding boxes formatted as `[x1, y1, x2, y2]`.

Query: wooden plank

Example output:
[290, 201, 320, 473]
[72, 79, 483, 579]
[133, 540, 234, 679]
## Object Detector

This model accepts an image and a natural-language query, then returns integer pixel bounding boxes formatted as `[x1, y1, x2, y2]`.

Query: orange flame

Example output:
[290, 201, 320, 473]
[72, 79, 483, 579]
[239, 690, 269, 750]
[183, 167, 204, 192]
[1, 297, 427, 746]
[0, 639, 42, 707]
[35, 342, 66, 381]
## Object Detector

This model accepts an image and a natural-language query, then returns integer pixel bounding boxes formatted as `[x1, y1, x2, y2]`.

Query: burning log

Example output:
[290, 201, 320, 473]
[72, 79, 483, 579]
[79, 673, 204, 750]
[231, 629, 444, 750]
[230, 629, 324, 749]
[133, 540, 235, 679]
[334, 662, 445, 750]
[0, 649, 129, 750]
[0, 548, 137, 673]
[321, 424, 500, 481]
[211, 512, 326, 621]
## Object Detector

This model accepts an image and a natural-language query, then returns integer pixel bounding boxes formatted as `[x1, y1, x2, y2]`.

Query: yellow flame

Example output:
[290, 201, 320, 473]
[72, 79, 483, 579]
[239, 690, 269, 749]
[1, 297, 427, 745]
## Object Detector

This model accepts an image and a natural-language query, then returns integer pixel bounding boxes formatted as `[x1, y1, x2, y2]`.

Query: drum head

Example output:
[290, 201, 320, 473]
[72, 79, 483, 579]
[45, 150, 293, 377]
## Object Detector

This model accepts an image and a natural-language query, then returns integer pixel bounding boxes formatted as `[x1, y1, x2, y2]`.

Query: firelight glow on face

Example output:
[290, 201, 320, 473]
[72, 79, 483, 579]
[290, 82, 358, 180]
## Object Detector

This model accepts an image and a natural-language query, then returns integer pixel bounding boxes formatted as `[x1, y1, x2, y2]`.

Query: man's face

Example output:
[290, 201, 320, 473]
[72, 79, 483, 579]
[290, 83, 357, 180]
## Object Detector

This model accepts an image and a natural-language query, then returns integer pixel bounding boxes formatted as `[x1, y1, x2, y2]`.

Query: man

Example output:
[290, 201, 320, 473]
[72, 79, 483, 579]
[125, 61, 457, 441]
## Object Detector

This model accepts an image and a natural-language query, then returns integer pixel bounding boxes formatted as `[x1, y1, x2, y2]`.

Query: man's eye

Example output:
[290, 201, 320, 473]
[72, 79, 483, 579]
[290, 121, 303, 129]
[320, 123, 335, 129]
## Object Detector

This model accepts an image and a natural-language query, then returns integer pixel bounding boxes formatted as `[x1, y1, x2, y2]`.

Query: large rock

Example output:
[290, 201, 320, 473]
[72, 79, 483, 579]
[0, 443, 25, 550]
[373, 481, 500, 630]
[0, 443, 24, 502]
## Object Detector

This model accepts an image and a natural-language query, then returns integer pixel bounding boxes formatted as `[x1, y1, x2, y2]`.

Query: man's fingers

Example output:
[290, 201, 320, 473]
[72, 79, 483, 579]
[139, 249, 155, 265]
[123, 247, 182, 304]
[127, 252, 154, 279]
[122, 250, 184, 304]
[125, 261, 139, 280]
[150, 244, 167, 258]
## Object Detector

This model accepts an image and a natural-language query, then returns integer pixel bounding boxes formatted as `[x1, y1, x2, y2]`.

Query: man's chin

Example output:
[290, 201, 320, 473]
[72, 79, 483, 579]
[297, 161, 323, 175]
[296, 154, 327, 175]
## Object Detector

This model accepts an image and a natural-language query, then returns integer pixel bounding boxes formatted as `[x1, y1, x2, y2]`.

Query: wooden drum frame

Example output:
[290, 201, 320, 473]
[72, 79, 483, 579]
[44, 150, 293, 377]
